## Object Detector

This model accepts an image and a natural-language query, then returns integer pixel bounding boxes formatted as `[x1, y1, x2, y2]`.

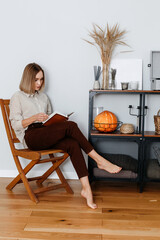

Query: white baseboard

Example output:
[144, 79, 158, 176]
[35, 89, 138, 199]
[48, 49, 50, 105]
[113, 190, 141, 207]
[0, 170, 78, 180]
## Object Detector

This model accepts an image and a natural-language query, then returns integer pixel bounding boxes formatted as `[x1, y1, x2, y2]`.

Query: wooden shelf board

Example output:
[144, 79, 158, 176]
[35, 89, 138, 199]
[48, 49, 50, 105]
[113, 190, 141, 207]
[90, 130, 142, 137]
[144, 131, 160, 137]
[90, 89, 160, 93]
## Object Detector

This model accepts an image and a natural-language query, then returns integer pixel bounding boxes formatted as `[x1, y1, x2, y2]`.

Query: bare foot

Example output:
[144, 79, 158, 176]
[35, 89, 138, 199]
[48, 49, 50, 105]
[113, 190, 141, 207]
[88, 150, 122, 174]
[97, 159, 122, 174]
[81, 189, 97, 209]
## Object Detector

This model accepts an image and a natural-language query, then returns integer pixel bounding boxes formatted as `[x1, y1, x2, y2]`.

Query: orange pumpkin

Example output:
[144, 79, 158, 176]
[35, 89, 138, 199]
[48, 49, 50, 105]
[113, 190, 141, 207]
[94, 110, 117, 132]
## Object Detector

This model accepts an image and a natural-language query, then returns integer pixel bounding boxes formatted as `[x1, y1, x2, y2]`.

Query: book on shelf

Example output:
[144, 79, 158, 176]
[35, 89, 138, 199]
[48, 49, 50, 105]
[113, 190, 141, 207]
[43, 111, 74, 126]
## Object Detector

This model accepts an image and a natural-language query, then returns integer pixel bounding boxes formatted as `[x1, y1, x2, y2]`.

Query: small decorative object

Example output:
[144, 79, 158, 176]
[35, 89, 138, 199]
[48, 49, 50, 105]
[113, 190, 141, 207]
[121, 82, 129, 90]
[111, 68, 116, 89]
[128, 105, 148, 133]
[120, 123, 134, 134]
[84, 23, 129, 90]
[93, 66, 101, 90]
[130, 81, 138, 90]
[93, 81, 100, 90]
[154, 110, 160, 134]
[94, 110, 117, 132]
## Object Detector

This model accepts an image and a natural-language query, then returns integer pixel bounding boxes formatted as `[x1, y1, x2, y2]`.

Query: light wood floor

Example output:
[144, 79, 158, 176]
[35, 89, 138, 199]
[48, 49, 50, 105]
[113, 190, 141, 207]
[1, 178, 160, 240]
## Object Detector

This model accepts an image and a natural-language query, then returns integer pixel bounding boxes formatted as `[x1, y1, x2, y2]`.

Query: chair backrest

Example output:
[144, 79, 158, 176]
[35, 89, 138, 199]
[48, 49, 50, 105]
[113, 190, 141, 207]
[0, 99, 20, 153]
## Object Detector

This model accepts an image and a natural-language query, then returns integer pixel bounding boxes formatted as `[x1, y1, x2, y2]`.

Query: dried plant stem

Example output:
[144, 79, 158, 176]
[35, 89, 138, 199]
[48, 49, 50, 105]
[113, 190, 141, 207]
[102, 63, 109, 89]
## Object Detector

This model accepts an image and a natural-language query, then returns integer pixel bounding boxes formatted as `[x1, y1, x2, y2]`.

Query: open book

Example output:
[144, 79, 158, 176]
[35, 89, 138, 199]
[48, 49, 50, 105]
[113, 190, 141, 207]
[43, 111, 74, 126]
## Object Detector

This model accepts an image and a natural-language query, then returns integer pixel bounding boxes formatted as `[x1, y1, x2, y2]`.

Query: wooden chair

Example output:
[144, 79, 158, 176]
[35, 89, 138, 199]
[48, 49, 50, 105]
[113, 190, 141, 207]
[0, 99, 73, 203]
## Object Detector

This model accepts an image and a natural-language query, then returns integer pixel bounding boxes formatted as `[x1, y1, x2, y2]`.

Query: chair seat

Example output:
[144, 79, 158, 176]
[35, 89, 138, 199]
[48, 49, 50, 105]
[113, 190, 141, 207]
[14, 148, 66, 160]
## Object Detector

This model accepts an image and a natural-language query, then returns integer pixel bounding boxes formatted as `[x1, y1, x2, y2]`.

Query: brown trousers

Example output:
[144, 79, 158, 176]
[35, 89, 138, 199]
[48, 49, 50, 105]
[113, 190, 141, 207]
[24, 121, 93, 179]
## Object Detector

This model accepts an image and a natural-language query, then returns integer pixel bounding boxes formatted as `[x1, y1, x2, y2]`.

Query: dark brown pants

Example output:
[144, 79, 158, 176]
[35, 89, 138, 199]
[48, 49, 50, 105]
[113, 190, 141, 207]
[24, 121, 93, 179]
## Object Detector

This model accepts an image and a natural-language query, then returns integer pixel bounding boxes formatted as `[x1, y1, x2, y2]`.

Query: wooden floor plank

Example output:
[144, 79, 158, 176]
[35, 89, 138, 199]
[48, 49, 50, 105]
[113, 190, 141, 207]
[102, 236, 160, 240]
[24, 222, 160, 237]
[100, 197, 160, 210]
[0, 231, 101, 240]
[31, 210, 102, 219]
[0, 208, 32, 217]
[102, 207, 160, 221]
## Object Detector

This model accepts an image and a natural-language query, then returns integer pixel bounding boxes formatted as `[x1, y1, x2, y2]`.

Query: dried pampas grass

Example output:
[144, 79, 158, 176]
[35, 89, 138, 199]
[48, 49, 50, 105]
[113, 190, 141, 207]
[84, 23, 129, 89]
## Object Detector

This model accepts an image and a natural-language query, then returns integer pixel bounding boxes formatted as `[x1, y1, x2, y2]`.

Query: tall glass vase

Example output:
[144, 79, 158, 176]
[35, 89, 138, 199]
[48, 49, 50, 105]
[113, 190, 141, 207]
[102, 62, 110, 90]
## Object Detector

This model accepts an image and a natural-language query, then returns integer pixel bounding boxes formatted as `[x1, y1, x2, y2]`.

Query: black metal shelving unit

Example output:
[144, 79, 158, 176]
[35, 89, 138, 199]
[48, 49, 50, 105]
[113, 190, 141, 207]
[88, 89, 160, 192]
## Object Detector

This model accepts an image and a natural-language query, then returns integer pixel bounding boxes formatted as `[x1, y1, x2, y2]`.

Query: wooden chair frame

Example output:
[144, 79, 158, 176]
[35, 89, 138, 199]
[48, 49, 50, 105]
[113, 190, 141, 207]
[0, 99, 73, 203]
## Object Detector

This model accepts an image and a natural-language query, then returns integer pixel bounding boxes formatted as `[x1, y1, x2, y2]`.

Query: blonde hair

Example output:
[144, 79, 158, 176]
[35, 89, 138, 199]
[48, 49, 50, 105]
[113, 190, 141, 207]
[19, 63, 45, 94]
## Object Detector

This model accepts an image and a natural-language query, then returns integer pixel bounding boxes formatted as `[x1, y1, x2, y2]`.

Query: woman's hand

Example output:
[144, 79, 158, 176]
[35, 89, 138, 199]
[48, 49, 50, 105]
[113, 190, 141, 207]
[22, 113, 49, 128]
[34, 113, 49, 122]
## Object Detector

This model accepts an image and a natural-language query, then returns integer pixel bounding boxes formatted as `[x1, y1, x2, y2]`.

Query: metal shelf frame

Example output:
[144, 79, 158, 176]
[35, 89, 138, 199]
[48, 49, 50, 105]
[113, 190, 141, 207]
[88, 90, 160, 192]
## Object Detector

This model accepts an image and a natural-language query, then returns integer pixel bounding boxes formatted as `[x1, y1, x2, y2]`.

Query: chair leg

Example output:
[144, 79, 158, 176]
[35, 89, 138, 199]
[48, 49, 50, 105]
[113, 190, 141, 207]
[6, 159, 39, 190]
[36, 153, 73, 194]
[56, 167, 74, 194]
[7, 157, 39, 203]
[36, 157, 66, 185]
[20, 168, 39, 203]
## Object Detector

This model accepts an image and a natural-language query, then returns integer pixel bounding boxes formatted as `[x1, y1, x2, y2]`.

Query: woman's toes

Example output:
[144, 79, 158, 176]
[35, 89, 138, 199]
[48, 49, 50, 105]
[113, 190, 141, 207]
[88, 203, 97, 209]
[115, 167, 122, 173]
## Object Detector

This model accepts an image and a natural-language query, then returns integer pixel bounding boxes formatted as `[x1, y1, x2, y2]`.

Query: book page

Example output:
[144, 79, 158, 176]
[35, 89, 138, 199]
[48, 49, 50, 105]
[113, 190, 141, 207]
[43, 111, 74, 124]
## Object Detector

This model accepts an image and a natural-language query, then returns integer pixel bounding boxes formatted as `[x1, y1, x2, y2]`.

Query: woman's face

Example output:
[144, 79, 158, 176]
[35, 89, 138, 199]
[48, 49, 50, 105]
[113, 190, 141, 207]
[34, 70, 44, 91]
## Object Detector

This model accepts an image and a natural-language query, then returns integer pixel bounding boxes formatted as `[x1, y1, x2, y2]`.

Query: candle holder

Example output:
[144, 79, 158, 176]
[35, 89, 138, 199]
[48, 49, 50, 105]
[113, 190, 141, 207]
[128, 105, 148, 133]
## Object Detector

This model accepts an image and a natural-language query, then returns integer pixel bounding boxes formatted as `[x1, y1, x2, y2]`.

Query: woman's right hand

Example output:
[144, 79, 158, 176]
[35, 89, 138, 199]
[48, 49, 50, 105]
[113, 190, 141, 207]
[34, 113, 49, 122]
[22, 113, 49, 129]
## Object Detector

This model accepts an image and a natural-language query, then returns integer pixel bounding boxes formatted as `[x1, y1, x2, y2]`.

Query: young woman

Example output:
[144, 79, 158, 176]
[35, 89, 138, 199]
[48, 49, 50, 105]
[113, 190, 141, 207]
[10, 63, 122, 209]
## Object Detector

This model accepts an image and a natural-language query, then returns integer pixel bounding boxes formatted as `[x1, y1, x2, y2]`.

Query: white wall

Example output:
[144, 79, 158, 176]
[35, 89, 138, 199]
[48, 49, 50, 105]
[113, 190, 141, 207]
[0, 0, 160, 179]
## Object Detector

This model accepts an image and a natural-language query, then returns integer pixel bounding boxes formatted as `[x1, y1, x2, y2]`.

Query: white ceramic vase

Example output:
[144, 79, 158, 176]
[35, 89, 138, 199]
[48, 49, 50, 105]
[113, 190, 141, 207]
[93, 80, 100, 90]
